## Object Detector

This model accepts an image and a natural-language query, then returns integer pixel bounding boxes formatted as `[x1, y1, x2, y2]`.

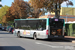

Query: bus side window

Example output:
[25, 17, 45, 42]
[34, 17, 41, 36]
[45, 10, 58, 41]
[38, 25, 43, 30]
[41, 22, 46, 30]
[36, 23, 38, 30]
[37, 21, 46, 30]
[38, 23, 43, 30]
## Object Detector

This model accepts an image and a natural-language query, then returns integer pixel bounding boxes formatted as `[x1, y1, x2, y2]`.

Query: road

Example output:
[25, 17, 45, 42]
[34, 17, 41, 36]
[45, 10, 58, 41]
[0, 30, 75, 50]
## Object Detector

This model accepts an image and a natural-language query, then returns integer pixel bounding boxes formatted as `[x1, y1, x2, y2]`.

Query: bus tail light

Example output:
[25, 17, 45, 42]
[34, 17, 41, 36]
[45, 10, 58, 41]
[46, 30, 48, 35]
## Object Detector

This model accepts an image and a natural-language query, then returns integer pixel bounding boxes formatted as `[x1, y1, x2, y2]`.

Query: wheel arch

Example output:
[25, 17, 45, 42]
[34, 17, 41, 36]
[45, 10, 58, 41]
[18, 31, 20, 33]
[33, 32, 36, 36]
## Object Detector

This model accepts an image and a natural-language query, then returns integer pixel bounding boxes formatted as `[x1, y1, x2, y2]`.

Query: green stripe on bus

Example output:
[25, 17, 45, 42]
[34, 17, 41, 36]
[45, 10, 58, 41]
[47, 18, 49, 26]
[63, 19, 65, 26]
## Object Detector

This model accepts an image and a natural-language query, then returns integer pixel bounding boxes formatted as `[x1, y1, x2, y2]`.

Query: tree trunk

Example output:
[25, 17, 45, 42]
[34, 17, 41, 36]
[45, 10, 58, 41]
[55, 3, 60, 18]
[55, 10, 60, 18]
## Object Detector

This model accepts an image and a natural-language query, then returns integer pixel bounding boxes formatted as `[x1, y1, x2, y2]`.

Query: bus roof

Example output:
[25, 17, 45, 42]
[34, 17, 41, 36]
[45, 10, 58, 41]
[14, 18, 64, 21]
[14, 18, 48, 21]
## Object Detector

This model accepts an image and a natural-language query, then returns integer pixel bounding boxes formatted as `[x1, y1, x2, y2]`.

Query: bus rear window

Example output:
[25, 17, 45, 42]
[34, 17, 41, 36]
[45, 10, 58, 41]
[50, 21, 63, 28]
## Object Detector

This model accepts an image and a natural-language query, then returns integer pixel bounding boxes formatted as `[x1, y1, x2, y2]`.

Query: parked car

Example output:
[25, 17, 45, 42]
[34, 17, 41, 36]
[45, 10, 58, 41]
[0, 27, 2, 30]
[9, 27, 14, 33]
[11, 28, 14, 34]
[2, 27, 7, 31]
[6, 26, 11, 31]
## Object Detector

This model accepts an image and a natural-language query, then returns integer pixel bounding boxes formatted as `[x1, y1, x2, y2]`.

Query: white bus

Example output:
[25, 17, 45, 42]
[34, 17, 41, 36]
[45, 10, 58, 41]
[13, 18, 65, 40]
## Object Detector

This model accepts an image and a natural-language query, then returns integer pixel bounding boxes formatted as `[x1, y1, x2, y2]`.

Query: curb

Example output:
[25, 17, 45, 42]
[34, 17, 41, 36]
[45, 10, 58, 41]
[64, 38, 75, 43]
[72, 41, 75, 43]
[64, 36, 75, 43]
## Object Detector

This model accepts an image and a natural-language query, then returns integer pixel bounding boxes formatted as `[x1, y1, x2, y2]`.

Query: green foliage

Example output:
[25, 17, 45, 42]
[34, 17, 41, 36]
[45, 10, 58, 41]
[7, 21, 14, 24]
[0, 5, 10, 22]
[7, 21, 14, 27]
[65, 23, 75, 37]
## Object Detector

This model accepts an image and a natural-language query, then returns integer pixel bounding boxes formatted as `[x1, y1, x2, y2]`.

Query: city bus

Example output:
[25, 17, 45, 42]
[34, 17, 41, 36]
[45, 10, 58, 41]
[13, 18, 65, 40]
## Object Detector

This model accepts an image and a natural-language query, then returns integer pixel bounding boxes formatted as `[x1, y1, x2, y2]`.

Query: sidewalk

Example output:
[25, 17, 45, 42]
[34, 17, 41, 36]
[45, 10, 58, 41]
[65, 36, 75, 43]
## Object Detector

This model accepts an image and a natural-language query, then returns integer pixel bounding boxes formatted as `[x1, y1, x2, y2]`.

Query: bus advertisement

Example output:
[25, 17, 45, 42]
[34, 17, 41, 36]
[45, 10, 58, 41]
[13, 18, 65, 40]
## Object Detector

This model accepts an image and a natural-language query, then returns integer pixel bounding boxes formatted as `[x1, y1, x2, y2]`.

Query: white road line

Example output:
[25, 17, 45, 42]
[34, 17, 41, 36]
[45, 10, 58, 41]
[35, 42, 74, 49]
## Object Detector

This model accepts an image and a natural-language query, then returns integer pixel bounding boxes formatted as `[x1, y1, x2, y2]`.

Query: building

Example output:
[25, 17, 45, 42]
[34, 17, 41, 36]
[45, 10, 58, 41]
[51, 7, 75, 16]
[39, 7, 75, 22]
[39, 15, 75, 22]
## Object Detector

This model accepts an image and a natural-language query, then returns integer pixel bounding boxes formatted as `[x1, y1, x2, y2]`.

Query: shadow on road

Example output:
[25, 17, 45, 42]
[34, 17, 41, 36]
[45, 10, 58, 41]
[22, 37, 72, 42]
[36, 39, 72, 42]
[0, 33, 12, 34]
[0, 31, 12, 34]
[65, 38, 75, 40]
[0, 46, 25, 50]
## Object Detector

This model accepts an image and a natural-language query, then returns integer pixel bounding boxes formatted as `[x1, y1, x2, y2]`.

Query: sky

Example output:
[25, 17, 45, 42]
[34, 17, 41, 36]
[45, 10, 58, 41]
[1, 0, 28, 6]
[0, 0, 75, 15]
[61, 0, 75, 7]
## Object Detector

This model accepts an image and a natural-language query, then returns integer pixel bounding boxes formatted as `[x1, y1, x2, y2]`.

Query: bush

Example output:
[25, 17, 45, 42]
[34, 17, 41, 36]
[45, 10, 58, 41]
[65, 23, 75, 37]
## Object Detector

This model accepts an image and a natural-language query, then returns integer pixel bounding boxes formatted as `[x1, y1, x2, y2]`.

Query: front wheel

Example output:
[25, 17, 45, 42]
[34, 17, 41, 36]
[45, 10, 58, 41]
[17, 33, 22, 38]
[33, 33, 37, 40]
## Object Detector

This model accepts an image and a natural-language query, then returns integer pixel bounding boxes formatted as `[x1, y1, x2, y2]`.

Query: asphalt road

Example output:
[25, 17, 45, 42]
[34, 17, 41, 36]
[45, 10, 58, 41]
[0, 30, 75, 50]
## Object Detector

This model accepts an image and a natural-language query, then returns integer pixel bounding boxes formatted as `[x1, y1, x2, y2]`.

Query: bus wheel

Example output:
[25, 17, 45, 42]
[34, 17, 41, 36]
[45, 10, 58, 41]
[17, 33, 21, 38]
[33, 33, 37, 40]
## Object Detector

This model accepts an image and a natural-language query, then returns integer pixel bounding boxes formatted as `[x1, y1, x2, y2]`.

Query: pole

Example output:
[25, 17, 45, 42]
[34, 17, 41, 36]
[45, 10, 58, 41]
[66, 14, 67, 22]
[66, 1, 69, 22]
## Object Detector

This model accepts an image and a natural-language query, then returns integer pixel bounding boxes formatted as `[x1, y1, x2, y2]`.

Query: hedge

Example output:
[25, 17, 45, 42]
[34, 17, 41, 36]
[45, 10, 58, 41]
[65, 23, 75, 37]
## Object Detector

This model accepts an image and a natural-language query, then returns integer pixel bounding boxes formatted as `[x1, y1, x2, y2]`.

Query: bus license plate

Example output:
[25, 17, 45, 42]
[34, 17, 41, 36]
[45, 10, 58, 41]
[54, 36, 58, 37]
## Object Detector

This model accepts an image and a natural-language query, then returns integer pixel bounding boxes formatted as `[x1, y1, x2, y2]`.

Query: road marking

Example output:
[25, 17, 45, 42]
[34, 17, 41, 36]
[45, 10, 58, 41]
[35, 42, 74, 49]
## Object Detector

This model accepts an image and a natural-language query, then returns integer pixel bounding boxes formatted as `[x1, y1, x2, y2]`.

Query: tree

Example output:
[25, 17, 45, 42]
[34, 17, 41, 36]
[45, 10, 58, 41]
[29, 0, 73, 18]
[0, 5, 9, 23]
[0, 0, 2, 7]
[29, 7, 42, 18]
[2, 16, 7, 23]
[6, 0, 30, 21]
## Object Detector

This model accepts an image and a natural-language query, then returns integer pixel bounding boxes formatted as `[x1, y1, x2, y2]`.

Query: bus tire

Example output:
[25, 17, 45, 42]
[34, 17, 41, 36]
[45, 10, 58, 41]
[17, 32, 22, 38]
[33, 33, 37, 40]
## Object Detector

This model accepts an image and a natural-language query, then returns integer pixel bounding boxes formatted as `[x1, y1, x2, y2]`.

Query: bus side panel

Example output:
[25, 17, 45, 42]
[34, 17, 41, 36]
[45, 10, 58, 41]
[13, 29, 20, 36]
[37, 30, 48, 39]
[35, 18, 48, 39]
[63, 19, 65, 36]
[46, 18, 50, 38]
[19, 29, 25, 37]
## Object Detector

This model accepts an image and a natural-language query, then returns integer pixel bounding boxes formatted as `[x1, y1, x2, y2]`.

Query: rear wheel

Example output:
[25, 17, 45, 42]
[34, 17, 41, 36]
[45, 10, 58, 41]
[33, 33, 37, 40]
